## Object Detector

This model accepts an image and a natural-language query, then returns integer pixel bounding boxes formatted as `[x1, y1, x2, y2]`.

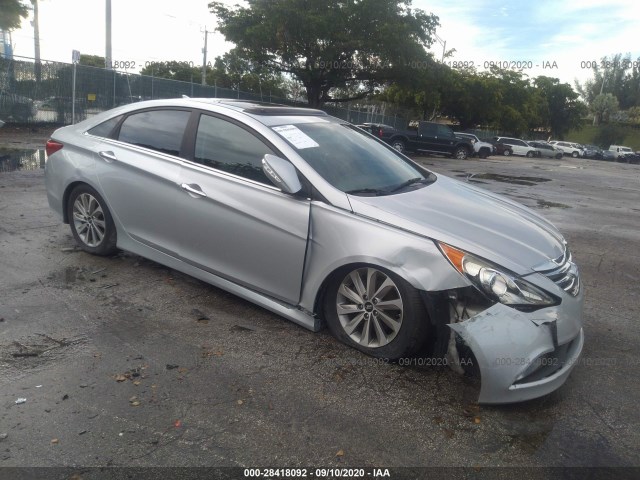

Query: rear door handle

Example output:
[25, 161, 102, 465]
[180, 183, 207, 198]
[98, 151, 117, 162]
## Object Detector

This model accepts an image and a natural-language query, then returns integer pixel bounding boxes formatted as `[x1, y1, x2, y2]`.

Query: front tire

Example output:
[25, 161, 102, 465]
[323, 266, 429, 360]
[454, 147, 468, 160]
[67, 184, 118, 256]
[526, 151, 535, 158]
[571, 151, 579, 158]
[503, 149, 512, 156]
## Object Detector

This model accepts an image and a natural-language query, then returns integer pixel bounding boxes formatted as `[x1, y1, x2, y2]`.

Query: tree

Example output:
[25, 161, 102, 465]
[533, 76, 586, 138]
[0, 0, 28, 31]
[591, 93, 619, 124]
[140, 60, 202, 83]
[211, 48, 288, 97]
[79, 54, 107, 68]
[210, 0, 439, 107]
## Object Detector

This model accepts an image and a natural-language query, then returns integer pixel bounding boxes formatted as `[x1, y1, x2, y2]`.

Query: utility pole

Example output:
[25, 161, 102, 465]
[105, 0, 112, 69]
[32, 0, 41, 82]
[201, 28, 208, 85]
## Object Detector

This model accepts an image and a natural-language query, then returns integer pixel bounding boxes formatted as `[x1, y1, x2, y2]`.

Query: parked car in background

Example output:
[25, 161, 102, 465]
[382, 121, 474, 159]
[549, 141, 584, 158]
[528, 141, 563, 159]
[0, 90, 36, 122]
[608, 145, 633, 158]
[581, 144, 604, 160]
[618, 152, 640, 164]
[356, 123, 394, 137]
[493, 136, 537, 157]
[44, 98, 584, 404]
[486, 138, 512, 156]
[454, 132, 495, 159]
[601, 150, 616, 161]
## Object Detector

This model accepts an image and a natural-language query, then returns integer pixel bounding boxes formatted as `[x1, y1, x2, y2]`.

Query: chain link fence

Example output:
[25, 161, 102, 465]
[0, 55, 409, 128]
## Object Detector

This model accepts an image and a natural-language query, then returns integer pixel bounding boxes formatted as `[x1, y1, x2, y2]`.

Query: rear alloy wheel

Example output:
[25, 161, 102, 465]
[571, 151, 579, 158]
[526, 151, 535, 158]
[391, 139, 406, 154]
[324, 266, 429, 359]
[454, 147, 468, 160]
[503, 149, 512, 156]
[67, 185, 117, 256]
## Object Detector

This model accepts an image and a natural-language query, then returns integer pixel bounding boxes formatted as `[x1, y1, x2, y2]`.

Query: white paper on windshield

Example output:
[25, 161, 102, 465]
[273, 125, 319, 149]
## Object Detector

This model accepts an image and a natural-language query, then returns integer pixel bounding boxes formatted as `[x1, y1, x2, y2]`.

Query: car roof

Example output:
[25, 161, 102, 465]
[71, 97, 336, 131]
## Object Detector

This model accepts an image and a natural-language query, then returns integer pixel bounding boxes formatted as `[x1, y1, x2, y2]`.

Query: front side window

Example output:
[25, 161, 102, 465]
[118, 109, 190, 156]
[436, 124, 453, 137]
[272, 122, 433, 194]
[194, 114, 274, 185]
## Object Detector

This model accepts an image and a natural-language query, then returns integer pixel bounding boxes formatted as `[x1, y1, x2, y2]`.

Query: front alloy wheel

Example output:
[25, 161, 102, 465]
[324, 266, 430, 359]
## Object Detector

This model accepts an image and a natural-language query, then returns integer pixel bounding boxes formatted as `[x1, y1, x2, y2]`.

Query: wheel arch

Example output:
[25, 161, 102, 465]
[62, 180, 98, 224]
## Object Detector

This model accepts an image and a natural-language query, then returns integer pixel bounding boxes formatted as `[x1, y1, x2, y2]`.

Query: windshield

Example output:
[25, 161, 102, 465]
[271, 122, 434, 195]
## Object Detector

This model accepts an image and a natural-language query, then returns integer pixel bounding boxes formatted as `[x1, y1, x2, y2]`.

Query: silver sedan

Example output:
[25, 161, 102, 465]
[45, 98, 584, 404]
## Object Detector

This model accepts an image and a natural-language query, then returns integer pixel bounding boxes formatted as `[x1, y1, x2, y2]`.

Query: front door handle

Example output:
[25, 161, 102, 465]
[180, 183, 207, 198]
[98, 150, 117, 162]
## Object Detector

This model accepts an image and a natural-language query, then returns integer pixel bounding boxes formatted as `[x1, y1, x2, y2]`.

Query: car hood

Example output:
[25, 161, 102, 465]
[347, 175, 565, 275]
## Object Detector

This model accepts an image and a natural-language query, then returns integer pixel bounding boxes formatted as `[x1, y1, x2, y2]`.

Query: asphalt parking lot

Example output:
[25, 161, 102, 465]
[1, 150, 639, 474]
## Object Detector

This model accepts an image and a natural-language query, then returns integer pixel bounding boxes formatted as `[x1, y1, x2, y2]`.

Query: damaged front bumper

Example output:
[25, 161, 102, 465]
[449, 288, 584, 404]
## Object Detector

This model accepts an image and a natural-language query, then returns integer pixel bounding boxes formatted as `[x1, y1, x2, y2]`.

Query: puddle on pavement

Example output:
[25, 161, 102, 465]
[469, 173, 552, 186]
[0, 148, 47, 172]
[536, 199, 571, 209]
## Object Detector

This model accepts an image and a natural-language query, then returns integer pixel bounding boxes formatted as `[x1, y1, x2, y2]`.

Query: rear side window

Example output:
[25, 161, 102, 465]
[194, 114, 274, 185]
[87, 115, 122, 138]
[118, 109, 190, 156]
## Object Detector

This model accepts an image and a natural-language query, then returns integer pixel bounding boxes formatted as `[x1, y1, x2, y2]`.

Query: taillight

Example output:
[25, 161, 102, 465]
[378, 128, 383, 137]
[45, 139, 63, 157]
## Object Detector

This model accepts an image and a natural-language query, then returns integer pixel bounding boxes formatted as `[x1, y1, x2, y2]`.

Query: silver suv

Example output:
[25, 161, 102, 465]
[549, 141, 584, 158]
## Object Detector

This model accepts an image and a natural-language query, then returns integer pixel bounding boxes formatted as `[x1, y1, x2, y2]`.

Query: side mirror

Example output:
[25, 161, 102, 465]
[262, 154, 302, 194]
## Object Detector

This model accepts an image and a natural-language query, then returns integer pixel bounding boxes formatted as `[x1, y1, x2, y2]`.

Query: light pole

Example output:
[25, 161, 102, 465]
[433, 33, 446, 62]
[106, 0, 112, 69]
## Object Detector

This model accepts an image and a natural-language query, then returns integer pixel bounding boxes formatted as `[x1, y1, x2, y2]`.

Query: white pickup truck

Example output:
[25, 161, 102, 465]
[609, 145, 633, 158]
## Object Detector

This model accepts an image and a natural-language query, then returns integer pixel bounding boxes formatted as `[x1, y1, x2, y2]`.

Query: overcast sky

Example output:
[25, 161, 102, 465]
[8, 0, 640, 87]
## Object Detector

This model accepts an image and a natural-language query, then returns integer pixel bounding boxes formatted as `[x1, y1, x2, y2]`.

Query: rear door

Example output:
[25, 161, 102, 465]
[92, 108, 191, 257]
[176, 112, 311, 304]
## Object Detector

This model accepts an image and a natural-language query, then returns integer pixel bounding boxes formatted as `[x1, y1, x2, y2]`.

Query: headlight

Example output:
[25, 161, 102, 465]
[438, 243, 557, 308]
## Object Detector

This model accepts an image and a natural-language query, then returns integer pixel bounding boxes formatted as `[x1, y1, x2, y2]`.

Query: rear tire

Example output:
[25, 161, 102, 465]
[323, 265, 429, 360]
[391, 139, 406, 154]
[526, 151, 534, 158]
[503, 149, 512, 156]
[67, 184, 118, 256]
[571, 151, 579, 158]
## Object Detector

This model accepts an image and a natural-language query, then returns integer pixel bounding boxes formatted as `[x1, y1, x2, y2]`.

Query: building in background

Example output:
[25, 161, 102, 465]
[0, 30, 14, 59]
